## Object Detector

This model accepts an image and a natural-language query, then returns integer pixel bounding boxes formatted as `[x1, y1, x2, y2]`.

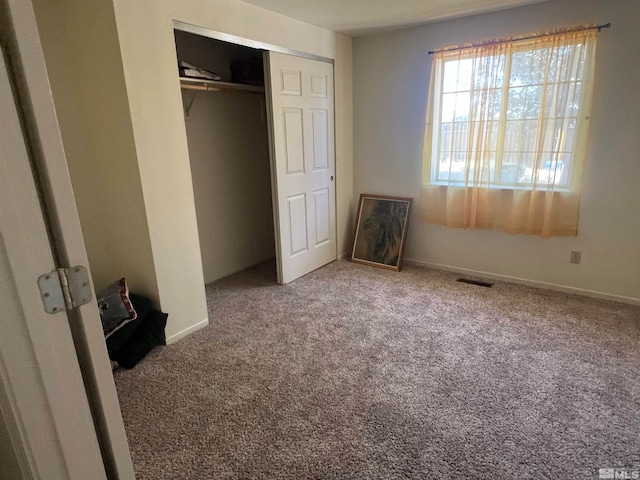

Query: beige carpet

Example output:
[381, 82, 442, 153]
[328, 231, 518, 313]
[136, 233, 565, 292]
[114, 260, 640, 479]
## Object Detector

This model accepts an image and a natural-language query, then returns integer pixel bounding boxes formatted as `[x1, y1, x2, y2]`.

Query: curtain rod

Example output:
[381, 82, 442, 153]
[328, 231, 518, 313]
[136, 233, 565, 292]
[428, 22, 611, 55]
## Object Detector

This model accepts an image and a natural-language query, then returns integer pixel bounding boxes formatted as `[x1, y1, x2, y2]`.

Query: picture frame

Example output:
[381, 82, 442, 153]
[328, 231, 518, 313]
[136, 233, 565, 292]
[350, 194, 413, 271]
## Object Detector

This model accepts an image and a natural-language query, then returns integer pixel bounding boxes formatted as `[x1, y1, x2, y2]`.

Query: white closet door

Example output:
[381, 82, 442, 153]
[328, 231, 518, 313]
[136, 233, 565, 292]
[266, 51, 336, 284]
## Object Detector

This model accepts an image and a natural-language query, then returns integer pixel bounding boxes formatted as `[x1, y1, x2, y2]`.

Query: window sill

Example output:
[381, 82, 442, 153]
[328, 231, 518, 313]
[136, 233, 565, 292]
[427, 182, 572, 193]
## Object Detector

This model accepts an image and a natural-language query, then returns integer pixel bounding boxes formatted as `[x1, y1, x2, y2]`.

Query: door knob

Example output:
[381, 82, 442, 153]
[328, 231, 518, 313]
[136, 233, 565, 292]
[330, 176, 334, 181]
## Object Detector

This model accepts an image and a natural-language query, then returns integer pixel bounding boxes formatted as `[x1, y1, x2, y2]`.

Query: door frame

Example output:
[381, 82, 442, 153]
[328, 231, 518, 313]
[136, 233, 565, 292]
[173, 21, 338, 284]
[173, 20, 334, 65]
[0, 0, 135, 478]
[0, 25, 107, 480]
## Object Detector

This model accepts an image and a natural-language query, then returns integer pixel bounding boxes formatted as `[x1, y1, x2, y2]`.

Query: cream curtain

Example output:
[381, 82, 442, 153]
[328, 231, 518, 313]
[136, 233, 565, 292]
[420, 28, 597, 237]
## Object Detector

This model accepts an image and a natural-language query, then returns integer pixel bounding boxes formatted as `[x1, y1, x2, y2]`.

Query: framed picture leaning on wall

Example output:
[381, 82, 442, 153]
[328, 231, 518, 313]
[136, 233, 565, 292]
[351, 194, 412, 271]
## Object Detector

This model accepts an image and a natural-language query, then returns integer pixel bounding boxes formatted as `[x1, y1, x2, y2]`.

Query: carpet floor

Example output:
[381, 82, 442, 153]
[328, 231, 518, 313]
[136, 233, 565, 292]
[114, 260, 640, 479]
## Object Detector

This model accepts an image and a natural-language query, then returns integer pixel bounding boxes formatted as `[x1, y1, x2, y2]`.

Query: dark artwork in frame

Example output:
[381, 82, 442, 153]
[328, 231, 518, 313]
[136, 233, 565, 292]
[351, 194, 412, 271]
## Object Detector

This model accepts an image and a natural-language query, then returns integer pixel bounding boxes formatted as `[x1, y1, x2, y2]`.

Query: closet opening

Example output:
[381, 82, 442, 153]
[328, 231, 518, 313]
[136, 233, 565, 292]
[174, 29, 277, 285]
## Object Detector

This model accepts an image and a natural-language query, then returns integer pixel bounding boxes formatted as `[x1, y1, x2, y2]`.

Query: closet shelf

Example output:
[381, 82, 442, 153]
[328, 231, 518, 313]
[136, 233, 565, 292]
[179, 77, 265, 94]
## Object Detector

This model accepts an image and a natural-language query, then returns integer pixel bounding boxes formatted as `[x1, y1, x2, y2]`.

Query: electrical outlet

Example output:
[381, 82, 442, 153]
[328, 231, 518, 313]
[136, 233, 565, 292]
[570, 250, 581, 264]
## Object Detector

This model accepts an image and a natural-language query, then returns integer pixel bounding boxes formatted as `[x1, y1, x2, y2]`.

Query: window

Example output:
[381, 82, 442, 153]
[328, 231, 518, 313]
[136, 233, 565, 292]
[420, 27, 598, 237]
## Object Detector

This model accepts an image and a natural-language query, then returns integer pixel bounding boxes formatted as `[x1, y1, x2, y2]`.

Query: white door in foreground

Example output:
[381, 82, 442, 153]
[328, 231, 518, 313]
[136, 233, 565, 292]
[265, 51, 336, 284]
[0, 1, 134, 477]
[0, 44, 107, 480]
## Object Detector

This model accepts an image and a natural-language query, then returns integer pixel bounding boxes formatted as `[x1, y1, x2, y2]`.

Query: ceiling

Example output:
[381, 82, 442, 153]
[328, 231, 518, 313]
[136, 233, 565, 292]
[240, 0, 553, 36]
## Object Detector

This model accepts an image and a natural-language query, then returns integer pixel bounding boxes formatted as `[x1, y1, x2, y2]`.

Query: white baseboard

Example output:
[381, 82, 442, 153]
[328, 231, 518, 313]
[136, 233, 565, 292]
[166, 318, 209, 345]
[404, 258, 640, 306]
[338, 251, 350, 261]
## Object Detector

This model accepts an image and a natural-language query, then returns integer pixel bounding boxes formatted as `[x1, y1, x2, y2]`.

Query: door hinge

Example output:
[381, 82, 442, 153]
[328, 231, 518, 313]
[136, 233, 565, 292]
[37, 266, 92, 314]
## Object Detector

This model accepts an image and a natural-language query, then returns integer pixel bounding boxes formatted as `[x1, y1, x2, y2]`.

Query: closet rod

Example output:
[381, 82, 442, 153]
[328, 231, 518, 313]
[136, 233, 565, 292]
[182, 84, 222, 92]
[180, 77, 265, 94]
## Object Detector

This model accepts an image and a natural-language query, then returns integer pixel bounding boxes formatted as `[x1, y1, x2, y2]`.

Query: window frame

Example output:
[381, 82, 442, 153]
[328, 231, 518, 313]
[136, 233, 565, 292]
[429, 38, 588, 192]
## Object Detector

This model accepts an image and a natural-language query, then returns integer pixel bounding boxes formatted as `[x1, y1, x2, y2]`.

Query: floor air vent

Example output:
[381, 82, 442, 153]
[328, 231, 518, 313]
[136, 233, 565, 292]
[456, 278, 493, 288]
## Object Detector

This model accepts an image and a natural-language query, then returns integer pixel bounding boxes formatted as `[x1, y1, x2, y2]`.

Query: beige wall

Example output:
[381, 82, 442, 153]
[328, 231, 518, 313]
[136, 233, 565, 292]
[353, 0, 640, 302]
[32, 0, 158, 300]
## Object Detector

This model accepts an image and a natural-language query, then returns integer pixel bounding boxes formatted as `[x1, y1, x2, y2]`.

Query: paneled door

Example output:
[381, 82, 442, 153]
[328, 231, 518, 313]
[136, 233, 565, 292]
[265, 52, 336, 284]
